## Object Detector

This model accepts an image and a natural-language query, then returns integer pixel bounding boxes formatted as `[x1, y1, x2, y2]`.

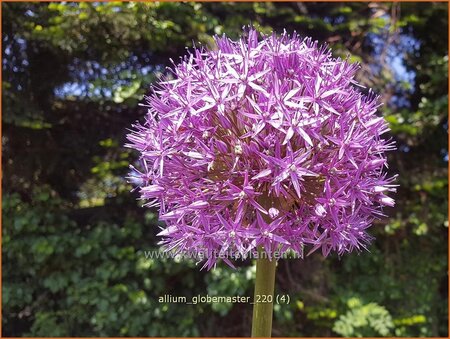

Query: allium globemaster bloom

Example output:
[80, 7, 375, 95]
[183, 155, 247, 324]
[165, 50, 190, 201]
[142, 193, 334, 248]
[126, 28, 397, 270]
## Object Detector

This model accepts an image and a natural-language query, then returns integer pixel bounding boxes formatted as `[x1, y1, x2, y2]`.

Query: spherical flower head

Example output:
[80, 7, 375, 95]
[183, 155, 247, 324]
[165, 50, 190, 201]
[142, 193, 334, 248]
[126, 28, 397, 270]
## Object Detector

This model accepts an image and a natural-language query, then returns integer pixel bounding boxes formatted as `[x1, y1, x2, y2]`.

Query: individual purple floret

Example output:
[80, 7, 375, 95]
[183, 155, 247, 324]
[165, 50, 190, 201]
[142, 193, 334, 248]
[126, 28, 397, 269]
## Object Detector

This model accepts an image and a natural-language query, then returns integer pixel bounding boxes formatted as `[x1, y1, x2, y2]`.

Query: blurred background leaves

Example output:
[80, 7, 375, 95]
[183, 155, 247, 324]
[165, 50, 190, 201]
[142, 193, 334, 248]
[2, 2, 448, 337]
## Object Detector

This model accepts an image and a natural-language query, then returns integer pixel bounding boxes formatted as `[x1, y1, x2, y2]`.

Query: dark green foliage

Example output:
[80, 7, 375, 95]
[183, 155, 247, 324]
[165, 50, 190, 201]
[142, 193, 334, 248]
[2, 2, 448, 337]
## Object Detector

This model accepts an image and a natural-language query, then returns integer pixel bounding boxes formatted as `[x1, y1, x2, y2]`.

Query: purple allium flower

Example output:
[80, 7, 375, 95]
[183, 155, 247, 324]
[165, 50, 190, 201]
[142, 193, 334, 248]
[126, 28, 397, 269]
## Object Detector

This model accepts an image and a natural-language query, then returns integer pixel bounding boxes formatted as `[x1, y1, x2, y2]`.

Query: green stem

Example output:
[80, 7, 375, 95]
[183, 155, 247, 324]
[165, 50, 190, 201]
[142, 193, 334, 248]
[251, 247, 277, 337]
